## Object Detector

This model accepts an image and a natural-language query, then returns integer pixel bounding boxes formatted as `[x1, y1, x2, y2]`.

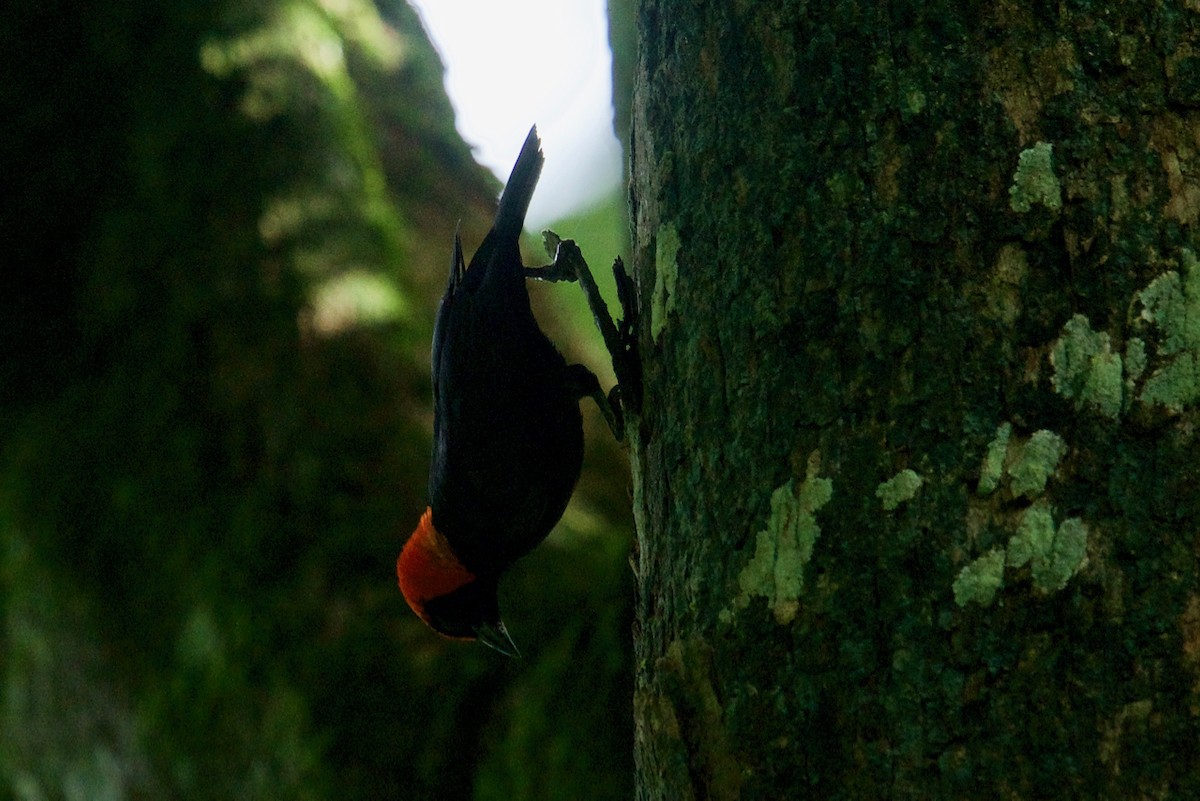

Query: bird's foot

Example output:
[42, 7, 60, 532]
[523, 231, 580, 282]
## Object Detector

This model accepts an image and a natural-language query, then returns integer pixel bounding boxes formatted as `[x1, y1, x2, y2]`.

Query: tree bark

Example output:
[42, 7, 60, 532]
[628, 1, 1200, 798]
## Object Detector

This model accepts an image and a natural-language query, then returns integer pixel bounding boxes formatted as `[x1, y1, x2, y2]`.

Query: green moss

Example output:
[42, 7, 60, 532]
[1138, 250, 1200, 410]
[977, 422, 1012, 496]
[1006, 503, 1055, 569]
[1141, 353, 1200, 409]
[1036, 516, 1089, 591]
[901, 85, 927, 118]
[957, 503, 1089, 607]
[1085, 350, 1124, 418]
[876, 469, 923, 511]
[953, 548, 1006, 607]
[734, 466, 833, 625]
[1007, 504, 1088, 592]
[1008, 430, 1066, 498]
[1050, 314, 1124, 419]
[1139, 256, 1198, 355]
[1009, 141, 1062, 213]
[651, 222, 681, 341]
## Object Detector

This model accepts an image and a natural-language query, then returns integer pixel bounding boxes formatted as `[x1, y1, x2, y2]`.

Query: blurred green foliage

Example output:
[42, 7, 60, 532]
[0, 1, 632, 799]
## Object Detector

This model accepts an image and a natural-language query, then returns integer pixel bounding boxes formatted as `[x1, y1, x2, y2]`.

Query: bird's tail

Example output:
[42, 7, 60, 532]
[492, 126, 544, 242]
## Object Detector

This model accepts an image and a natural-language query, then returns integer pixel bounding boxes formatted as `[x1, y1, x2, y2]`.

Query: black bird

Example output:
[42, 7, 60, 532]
[397, 126, 625, 656]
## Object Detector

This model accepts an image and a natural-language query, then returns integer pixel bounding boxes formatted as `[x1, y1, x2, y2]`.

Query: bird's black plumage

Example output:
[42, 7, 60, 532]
[427, 126, 584, 576]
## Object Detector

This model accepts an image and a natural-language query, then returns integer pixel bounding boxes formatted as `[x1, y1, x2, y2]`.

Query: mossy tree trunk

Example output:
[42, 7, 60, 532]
[627, 1, 1200, 798]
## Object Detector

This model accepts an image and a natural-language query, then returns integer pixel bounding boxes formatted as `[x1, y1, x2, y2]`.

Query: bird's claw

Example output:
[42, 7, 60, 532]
[523, 232, 580, 282]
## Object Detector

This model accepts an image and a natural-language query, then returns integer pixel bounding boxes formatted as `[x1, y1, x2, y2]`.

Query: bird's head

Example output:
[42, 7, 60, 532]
[397, 507, 520, 657]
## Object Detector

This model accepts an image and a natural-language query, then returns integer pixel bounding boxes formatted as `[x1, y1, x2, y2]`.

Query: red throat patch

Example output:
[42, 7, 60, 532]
[397, 507, 476, 624]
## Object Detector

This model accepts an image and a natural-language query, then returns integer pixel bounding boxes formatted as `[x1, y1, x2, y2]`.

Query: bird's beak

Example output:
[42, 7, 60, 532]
[474, 619, 520, 658]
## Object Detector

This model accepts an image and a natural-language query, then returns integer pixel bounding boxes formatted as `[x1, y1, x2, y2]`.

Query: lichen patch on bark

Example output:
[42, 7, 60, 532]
[731, 457, 832, 625]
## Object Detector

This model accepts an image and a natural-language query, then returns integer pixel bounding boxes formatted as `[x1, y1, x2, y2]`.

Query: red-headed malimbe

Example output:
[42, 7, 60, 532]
[397, 127, 637, 656]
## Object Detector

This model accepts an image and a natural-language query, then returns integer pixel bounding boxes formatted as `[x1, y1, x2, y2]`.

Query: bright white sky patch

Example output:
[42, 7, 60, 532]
[408, 0, 623, 227]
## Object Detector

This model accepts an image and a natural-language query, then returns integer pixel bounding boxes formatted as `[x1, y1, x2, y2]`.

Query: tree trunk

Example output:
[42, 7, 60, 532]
[627, 1, 1200, 798]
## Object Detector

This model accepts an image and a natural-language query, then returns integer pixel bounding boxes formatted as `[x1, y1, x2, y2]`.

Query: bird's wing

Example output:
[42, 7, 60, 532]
[431, 230, 466, 402]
